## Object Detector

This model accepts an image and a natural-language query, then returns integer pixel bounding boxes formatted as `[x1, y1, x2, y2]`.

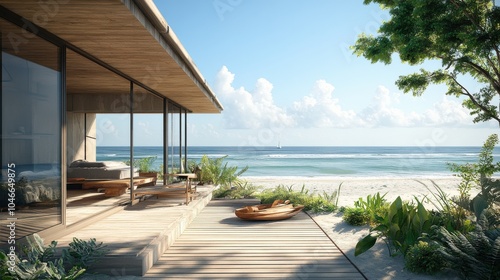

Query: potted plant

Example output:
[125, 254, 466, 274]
[135, 156, 158, 186]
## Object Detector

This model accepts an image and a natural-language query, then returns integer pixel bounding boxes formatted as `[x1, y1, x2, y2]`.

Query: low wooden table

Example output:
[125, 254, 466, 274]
[167, 173, 197, 204]
[82, 177, 155, 197]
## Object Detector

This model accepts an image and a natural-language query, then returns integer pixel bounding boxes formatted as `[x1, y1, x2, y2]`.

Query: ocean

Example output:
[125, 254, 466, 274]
[95, 146, 498, 178]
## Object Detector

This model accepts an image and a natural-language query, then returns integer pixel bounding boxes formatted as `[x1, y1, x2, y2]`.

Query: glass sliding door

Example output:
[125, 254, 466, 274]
[66, 48, 131, 224]
[168, 104, 181, 177]
[132, 85, 163, 187]
[0, 18, 62, 242]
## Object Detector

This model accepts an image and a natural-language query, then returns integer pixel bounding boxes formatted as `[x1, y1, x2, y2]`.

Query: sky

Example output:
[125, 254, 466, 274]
[98, 0, 499, 147]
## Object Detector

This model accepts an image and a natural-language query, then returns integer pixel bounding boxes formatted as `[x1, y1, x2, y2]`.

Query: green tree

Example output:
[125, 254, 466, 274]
[352, 0, 500, 124]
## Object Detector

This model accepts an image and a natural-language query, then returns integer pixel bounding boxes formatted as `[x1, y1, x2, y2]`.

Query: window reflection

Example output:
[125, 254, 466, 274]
[0, 19, 62, 242]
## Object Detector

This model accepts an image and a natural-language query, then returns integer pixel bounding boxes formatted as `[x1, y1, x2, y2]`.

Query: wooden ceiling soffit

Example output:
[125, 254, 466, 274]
[0, 0, 223, 113]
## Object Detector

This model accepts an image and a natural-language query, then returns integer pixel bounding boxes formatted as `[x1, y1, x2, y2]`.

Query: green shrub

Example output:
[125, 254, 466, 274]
[432, 220, 500, 280]
[1, 234, 107, 280]
[421, 181, 472, 233]
[353, 192, 389, 225]
[125, 156, 158, 172]
[197, 155, 248, 187]
[258, 184, 341, 213]
[63, 237, 107, 270]
[213, 181, 261, 199]
[343, 207, 370, 226]
[355, 196, 436, 257]
[405, 241, 445, 274]
[448, 134, 500, 221]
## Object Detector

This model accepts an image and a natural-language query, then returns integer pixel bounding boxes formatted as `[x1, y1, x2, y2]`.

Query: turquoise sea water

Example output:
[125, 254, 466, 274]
[96, 146, 499, 178]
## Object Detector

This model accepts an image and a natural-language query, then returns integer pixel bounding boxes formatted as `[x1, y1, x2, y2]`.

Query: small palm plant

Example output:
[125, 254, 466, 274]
[197, 155, 248, 187]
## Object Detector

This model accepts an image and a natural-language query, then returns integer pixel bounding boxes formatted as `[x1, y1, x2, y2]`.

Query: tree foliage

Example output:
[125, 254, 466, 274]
[448, 134, 500, 220]
[352, 0, 500, 124]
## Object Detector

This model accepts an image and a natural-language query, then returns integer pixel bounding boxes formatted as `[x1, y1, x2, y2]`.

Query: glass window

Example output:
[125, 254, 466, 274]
[133, 85, 163, 187]
[1, 18, 62, 242]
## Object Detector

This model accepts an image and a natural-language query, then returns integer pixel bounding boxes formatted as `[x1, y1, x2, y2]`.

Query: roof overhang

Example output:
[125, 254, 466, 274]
[0, 0, 223, 113]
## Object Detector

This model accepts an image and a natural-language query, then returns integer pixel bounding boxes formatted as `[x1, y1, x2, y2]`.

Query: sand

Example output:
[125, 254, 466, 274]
[243, 176, 467, 280]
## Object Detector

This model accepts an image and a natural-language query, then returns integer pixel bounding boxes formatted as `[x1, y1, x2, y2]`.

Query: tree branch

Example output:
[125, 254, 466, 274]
[485, 55, 500, 88]
[462, 59, 500, 94]
[450, 75, 500, 124]
[450, 0, 500, 78]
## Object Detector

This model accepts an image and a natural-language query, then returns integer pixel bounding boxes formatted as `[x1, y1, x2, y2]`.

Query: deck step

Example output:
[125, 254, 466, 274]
[55, 185, 214, 276]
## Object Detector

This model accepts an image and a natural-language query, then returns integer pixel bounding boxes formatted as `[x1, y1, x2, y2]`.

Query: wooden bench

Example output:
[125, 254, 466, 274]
[82, 177, 155, 197]
[132, 182, 185, 200]
[133, 174, 198, 205]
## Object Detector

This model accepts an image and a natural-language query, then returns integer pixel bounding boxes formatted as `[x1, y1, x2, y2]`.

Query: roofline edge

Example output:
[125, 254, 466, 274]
[130, 0, 224, 112]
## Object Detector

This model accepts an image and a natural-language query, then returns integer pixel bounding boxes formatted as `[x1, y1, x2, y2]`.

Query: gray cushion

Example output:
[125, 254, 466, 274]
[69, 160, 106, 168]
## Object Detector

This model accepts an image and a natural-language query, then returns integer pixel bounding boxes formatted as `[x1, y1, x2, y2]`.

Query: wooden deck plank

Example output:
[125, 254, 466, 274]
[144, 273, 365, 280]
[143, 199, 366, 279]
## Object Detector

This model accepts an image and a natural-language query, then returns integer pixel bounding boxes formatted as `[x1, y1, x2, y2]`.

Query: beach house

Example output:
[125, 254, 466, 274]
[0, 0, 223, 246]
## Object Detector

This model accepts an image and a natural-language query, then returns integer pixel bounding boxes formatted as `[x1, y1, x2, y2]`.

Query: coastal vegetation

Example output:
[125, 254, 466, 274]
[1, 234, 107, 279]
[353, 134, 500, 278]
[125, 156, 158, 173]
[213, 180, 261, 199]
[196, 154, 341, 212]
[343, 192, 389, 226]
[258, 184, 341, 213]
[212, 179, 341, 212]
[351, 1, 500, 276]
[188, 155, 249, 188]
[125, 156, 159, 185]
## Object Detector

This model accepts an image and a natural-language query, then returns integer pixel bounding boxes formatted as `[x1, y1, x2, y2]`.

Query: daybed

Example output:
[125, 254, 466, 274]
[67, 160, 138, 180]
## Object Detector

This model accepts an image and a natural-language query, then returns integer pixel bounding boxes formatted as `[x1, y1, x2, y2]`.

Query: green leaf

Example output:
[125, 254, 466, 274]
[352, 0, 500, 125]
[388, 196, 402, 222]
[355, 234, 378, 256]
[471, 194, 489, 220]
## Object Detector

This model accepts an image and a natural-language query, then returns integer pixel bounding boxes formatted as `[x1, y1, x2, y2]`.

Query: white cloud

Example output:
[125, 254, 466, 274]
[214, 66, 294, 129]
[289, 80, 360, 128]
[421, 97, 475, 126]
[361, 86, 419, 127]
[213, 66, 485, 130]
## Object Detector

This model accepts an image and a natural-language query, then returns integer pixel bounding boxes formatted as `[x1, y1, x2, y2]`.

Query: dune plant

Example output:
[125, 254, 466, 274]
[258, 184, 341, 213]
[448, 134, 500, 221]
[432, 219, 500, 280]
[353, 192, 389, 224]
[355, 196, 436, 257]
[343, 192, 389, 226]
[404, 241, 445, 275]
[213, 181, 261, 199]
[343, 207, 370, 226]
[419, 181, 473, 233]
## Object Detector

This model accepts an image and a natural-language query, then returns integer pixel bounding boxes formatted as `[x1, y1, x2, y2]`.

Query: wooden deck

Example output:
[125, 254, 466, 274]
[55, 185, 214, 276]
[144, 199, 366, 279]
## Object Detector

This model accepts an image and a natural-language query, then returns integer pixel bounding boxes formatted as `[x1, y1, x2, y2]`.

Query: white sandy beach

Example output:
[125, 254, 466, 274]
[243, 176, 466, 208]
[244, 176, 467, 280]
